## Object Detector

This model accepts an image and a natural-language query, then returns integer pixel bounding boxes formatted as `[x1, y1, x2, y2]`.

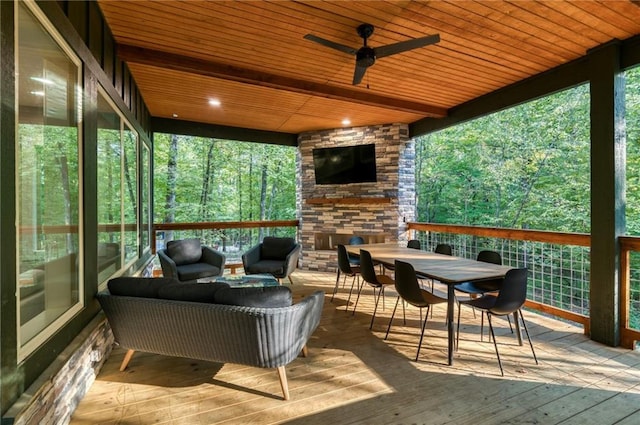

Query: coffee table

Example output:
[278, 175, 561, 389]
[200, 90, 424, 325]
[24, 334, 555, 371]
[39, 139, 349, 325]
[213, 274, 279, 287]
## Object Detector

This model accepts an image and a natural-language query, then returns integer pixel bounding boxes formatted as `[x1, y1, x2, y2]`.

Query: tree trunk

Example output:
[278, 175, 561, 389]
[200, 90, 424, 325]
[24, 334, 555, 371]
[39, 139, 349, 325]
[200, 140, 216, 221]
[56, 151, 74, 252]
[259, 163, 267, 240]
[164, 134, 178, 242]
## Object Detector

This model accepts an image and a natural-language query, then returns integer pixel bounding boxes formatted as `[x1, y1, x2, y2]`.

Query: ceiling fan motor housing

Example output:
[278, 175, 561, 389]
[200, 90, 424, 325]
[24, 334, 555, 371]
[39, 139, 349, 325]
[356, 47, 376, 67]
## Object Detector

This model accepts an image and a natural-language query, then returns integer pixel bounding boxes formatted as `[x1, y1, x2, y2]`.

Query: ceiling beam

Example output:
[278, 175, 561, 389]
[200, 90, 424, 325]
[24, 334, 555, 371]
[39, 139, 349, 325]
[116, 44, 447, 118]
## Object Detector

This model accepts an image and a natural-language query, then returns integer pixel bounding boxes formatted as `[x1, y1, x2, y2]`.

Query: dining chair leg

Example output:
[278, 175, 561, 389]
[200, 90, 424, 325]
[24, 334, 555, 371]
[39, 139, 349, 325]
[455, 301, 463, 351]
[518, 309, 539, 365]
[370, 286, 383, 329]
[480, 312, 485, 341]
[330, 271, 343, 302]
[344, 275, 358, 308]
[415, 305, 431, 362]
[487, 313, 504, 376]
[352, 278, 365, 315]
[384, 296, 401, 340]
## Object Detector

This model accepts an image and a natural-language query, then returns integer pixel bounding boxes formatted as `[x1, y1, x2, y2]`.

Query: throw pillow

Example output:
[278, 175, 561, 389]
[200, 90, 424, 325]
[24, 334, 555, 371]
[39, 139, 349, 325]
[167, 238, 202, 266]
[215, 285, 292, 308]
[157, 282, 230, 303]
[108, 277, 175, 298]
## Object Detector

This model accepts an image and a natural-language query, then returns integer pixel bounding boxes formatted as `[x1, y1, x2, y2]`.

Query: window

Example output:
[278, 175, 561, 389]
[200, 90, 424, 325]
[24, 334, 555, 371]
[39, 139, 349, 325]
[97, 90, 123, 285]
[17, 1, 83, 357]
[96, 88, 143, 287]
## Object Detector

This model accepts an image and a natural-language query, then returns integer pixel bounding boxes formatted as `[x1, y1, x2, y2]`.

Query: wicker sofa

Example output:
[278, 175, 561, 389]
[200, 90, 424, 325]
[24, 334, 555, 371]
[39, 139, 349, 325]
[97, 277, 324, 400]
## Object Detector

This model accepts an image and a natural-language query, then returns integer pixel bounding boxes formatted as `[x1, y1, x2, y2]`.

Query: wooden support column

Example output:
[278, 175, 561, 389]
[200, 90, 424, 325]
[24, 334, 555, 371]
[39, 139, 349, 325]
[589, 40, 625, 346]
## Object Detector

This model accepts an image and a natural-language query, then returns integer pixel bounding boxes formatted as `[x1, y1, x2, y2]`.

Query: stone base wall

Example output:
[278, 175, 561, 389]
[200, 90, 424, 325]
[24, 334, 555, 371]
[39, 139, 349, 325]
[297, 123, 415, 271]
[6, 315, 113, 425]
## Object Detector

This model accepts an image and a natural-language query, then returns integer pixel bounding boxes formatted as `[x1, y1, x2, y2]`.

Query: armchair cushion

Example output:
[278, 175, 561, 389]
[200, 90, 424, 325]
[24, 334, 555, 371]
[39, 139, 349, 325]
[167, 238, 202, 266]
[245, 260, 285, 276]
[108, 277, 175, 298]
[215, 285, 292, 308]
[261, 237, 296, 261]
[176, 262, 223, 282]
[157, 282, 229, 303]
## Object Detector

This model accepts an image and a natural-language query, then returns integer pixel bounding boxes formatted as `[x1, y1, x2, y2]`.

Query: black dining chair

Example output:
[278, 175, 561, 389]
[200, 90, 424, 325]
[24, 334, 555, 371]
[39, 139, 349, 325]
[347, 235, 365, 266]
[434, 243, 452, 256]
[454, 250, 503, 295]
[332, 244, 361, 307]
[456, 267, 538, 375]
[407, 239, 421, 250]
[354, 249, 396, 329]
[385, 260, 447, 361]
[455, 250, 507, 323]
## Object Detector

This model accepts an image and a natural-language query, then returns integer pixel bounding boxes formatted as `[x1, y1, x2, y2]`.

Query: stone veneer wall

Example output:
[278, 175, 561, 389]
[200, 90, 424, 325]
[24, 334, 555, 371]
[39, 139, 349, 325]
[6, 316, 113, 425]
[297, 123, 415, 271]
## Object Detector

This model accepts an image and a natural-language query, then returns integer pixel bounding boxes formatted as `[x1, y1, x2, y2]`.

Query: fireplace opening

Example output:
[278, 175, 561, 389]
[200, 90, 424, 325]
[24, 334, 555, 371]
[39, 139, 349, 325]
[313, 233, 387, 251]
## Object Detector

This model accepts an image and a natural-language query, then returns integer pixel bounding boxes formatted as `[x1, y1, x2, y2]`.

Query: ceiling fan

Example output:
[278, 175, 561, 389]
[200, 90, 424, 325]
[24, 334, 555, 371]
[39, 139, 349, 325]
[304, 23, 440, 86]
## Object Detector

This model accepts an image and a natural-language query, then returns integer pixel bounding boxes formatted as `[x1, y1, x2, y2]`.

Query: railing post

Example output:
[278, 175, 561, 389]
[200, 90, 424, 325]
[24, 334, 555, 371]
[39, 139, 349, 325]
[151, 225, 157, 254]
[620, 242, 631, 347]
[589, 40, 625, 347]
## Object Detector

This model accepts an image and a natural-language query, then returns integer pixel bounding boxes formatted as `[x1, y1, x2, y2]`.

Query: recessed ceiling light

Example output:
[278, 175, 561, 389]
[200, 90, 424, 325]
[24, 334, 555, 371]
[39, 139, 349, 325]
[208, 99, 221, 107]
[172, 113, 178, 118]
[342, 119, 351, 126]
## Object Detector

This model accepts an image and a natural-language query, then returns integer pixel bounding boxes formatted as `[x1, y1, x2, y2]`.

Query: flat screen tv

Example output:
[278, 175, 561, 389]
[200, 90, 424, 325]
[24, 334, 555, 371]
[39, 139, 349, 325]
[312, 143, 377, 185]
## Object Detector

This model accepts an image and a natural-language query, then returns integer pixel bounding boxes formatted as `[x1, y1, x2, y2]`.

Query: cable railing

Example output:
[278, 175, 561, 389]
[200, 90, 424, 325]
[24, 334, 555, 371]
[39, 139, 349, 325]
[408, 222, 592, 335]
[618, 237, 640, 348]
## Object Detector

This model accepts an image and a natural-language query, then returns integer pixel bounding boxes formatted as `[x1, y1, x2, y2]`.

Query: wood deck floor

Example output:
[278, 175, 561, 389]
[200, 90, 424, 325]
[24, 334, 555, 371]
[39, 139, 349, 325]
[71, 270, 640, 425]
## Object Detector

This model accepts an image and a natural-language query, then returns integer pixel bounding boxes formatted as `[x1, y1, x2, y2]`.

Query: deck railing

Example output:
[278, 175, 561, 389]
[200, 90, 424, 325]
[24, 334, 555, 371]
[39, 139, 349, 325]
[408, 222, 592, 335]
[409, 223, 640, 348]
[618, 237, 640, 348]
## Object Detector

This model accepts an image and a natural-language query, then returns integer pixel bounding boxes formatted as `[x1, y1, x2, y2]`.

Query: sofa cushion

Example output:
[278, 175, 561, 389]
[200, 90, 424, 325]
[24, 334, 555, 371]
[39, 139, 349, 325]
[108, 277, 175, 298]
[215, 285, 292, 308]
[167, 238, 202, 266]
[157, 282, 230, 303]
[260, 237, 296, 261]
[176, 263, 222, 282]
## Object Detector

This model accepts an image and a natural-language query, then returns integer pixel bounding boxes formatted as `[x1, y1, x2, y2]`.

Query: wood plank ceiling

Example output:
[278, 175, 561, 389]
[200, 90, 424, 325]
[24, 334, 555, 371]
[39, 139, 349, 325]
[97, 0, 640, 135]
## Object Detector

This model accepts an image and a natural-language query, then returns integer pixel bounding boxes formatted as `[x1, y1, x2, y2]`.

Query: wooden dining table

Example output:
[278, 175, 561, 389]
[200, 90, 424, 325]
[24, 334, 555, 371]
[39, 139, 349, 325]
[346, 243, 513, 365]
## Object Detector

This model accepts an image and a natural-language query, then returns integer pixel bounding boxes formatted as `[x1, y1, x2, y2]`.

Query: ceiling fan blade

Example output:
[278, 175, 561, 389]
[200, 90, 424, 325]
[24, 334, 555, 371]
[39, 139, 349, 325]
[374, 34, 440, 59]
[303, 34, 357, 56]
[352, 64, 368, 85]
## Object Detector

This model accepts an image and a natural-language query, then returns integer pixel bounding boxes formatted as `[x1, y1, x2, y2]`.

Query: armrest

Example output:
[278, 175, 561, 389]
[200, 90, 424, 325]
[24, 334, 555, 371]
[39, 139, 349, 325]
[282, 244, 301, 277]
[242, 244, 262, 269]
[201, 246, 226, 275]
[157, 249, 178, 279]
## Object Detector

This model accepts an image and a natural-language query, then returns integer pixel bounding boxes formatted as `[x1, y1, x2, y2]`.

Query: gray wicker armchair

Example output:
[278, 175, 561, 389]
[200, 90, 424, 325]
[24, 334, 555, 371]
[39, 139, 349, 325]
[158, 238, 225, 282]
[242, 237, 301, 284]
[97, 278, 324, 400]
